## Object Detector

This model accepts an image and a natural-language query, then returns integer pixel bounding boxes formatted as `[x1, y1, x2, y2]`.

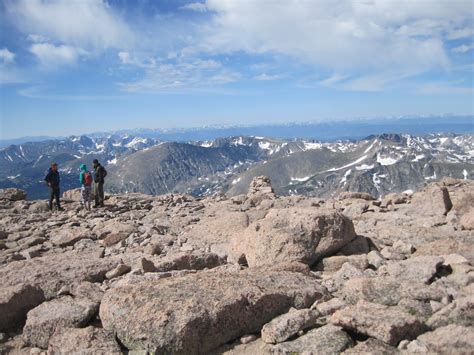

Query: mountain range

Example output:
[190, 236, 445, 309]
[0, 131, 472, 200]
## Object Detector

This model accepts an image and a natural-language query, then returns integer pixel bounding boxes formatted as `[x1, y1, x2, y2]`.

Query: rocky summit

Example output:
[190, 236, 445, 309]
[0, 176, 473, 354]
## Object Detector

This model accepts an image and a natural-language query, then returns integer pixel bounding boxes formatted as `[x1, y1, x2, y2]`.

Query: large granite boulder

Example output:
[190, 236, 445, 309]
[231, 208, 356, 267]
[100, 270, 327, 353]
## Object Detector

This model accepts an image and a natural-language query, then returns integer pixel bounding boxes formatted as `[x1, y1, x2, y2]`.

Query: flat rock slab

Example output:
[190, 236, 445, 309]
[48, 326, 122, 354]
[414, 324, 474, 354]
[330, 300, 427, 346]
[342, 338, 399, 354]
[23, 296, 97, 348]
[100, 270, 327, 353]
[50, 228, 91, 247]
[385, 256, 444, 283]
[0, 250, 120, 299]
[0, 284, 45, 332]
[261, 308, 320, 344]
[271, 324, 353, 354]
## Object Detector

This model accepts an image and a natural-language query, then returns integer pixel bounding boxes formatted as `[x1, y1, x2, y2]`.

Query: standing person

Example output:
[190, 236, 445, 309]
[79, 164, 93, 211]
[44, 162, 63, 211]
[92, 159, 107, 208]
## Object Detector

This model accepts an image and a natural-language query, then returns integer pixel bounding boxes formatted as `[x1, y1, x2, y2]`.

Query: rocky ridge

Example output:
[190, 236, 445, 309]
[0, 176, 473, 354]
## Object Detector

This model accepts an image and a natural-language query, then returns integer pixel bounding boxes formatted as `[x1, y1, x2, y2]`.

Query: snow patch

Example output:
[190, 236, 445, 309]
[303, 142, 323, 150]
[232, 177, 241, 185]
[107, 158, 118, 165]
[412, 154, 425, 162]
[356, 164, 374, 171]
[364, 140, 377, 153]
[377, 153, 398, 166]
[291, 176, 311, 182]
[328, 155, 367, 171]
[340, 169, 351, 184]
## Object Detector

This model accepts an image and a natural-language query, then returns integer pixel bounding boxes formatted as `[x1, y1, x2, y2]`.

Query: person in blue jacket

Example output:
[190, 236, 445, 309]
[79, 164, 93, 211]
[44, 162, 63, 211]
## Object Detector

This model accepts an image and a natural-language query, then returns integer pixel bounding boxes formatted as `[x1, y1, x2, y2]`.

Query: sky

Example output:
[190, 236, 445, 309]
[0, 0, 473, 139]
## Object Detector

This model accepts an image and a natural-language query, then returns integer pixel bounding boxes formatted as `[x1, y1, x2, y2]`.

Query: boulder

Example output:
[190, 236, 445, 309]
[153, 252, 226, 272]
[105, 264, 131, 279]
[50, 228, 92, 247]
[261, 308, 320, 344]
[342, 338, 399, 354]
[314, 297, 347, 316]
[459, 208, 474, 230]
[100, 222, 137, 247]
[338, 235, 371, 256]
[385, 256, 444, 283]
[100, 270, 327, 353]
[411, 324, 474, 354]
[331, 300, 427, 346]
[272, 324, 353, 354]
[23, 296, 97, 348]
[427, 295, 474, 329]
[367, 250, 386, 269]
[62, 188, 82, 201]
[315, 254, 368, 272]
[338, 192, 375, 201]
[0, 188, 27, 201]
[0, 250, 120, 299]
[0, 284, 45, 332]
[410, 185, 452, 216]
[48, 326, 122, 354]
[232, 208, 356, 267]
[245, 176, 276, 207]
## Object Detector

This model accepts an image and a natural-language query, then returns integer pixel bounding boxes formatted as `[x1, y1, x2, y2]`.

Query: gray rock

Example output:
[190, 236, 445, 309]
[231, 208, 356, 267]
[51, 228, 91, 247]
[261, 308, 320, 344]
[105, 263, 131, 279]
[23, 296, 97, 348]
[314, 298, 347, 316]
[385, 256, 444, 283]
[331, 300, 427, 346]
[48, 326, 122, 354]
[343, 338, 399, 354]
[427, 295, 474, 329]
[272, 324, 353, 354]
[0, 250, 120, 299]
[412, 324, 474, 353]
[367, 250, 386, 269]
[0, 284, 45, 332]
[0, 188, 27, 201]
[100, 270, 327, 353]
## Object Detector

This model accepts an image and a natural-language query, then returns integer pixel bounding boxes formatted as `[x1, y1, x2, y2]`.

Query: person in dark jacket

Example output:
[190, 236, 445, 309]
[44, 162, 63, 211]
[92, 159, 106, 207]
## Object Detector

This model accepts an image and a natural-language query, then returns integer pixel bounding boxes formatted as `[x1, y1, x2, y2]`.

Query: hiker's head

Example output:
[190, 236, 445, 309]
[93, 159, 99, 168]
[80, 164, 87, 171]
[51, 163, 58, 172]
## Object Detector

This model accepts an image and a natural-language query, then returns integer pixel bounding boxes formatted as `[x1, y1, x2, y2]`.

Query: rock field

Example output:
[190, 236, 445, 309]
[0, 176, 473, 354]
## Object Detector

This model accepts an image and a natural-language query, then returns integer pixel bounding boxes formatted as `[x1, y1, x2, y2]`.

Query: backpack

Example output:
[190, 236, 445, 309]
[84, 171, 93, 186]
[102, 166, 107, 178]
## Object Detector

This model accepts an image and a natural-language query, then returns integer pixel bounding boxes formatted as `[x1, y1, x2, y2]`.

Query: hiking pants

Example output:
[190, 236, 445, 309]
[94, 182, 104, 206]
[49, 187, 60, 210]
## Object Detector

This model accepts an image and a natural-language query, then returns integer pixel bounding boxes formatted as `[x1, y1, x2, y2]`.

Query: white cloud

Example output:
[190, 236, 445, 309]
[180, 2, 208, 12]
[6, 0, 134, 51]
[0, 48, 15, 64]
[118, 51, 156, 68]
[446, 27, 474, 40]
[30, 43, 88, 67]
[254, 73, 283, 81]
[452, 44, 474, 53]
[192, 0, 471, 89]
[118, 58, 239, 92]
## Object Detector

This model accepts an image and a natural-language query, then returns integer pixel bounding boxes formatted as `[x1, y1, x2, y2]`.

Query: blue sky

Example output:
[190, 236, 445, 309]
[0, 0, 473, 139]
